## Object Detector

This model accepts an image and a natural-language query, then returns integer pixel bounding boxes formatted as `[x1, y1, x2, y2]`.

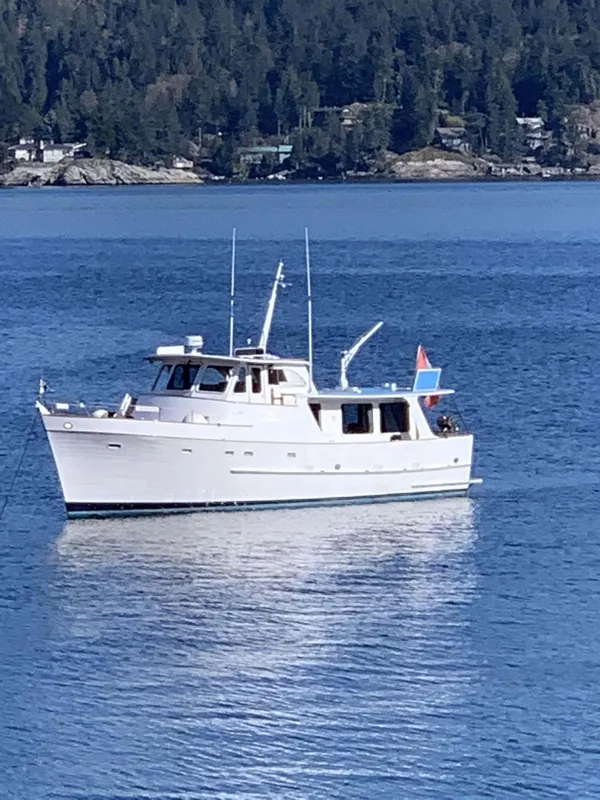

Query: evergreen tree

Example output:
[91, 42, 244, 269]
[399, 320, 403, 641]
[485, 61, 519, 159]
[1, 0, 600, 168]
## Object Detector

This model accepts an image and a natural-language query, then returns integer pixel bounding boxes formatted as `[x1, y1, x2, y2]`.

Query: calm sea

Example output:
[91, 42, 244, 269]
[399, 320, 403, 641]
[1, 182, 600, 798]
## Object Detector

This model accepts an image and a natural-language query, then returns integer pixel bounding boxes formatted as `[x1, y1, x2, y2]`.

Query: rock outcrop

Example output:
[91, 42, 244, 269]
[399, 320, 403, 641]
[374, 147, 489, 180]
[1, 158, 203, 187]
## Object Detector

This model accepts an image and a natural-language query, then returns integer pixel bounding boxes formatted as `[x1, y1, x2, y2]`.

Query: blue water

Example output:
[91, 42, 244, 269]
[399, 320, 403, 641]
[1, 182, 600, 798]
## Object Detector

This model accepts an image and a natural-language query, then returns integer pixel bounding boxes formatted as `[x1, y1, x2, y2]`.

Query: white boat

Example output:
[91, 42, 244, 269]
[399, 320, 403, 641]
[37, 240, 480, 518]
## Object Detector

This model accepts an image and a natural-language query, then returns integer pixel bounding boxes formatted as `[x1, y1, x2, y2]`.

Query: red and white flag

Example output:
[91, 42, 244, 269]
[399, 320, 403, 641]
[415, 344, 441, 408]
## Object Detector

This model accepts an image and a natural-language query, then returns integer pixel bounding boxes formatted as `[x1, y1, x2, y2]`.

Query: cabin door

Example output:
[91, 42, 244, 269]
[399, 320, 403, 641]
[249, 367, 266, 404]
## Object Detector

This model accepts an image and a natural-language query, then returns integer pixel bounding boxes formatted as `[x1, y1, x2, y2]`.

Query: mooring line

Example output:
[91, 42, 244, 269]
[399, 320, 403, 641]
[0, 410, 39, 521]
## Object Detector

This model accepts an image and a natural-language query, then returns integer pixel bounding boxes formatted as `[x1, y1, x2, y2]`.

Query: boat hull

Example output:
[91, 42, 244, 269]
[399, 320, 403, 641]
[42, 415, 475, 518]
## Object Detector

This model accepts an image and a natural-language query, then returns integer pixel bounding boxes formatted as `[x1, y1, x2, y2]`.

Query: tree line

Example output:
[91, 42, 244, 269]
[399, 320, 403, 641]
[1, 0, 600, 172]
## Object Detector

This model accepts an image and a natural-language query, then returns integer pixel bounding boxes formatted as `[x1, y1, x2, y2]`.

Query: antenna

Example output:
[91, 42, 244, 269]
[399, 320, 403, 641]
[339, 321, 383, 390]
[305, 227, 313, 384]
[228, 228, 236, 356]
[259, 260, 285, 352]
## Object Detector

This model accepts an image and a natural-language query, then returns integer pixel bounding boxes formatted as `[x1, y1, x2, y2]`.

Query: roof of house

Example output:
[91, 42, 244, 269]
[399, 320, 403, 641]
[42, 142, 85, 151]
[436, 126, 467, 136]
[516, 117, 544, 127]
[239, 144, 293, 154]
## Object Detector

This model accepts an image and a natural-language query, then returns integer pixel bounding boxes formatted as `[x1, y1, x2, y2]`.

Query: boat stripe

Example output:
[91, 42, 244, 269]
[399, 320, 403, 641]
[229, 463, 468, 476]
[65, 487, 472, 518]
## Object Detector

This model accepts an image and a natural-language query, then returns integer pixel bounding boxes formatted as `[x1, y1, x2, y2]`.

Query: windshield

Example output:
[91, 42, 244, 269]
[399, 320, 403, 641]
[166, 363, 200, 391]
[152, 365, 171, 391]
[161, 362, 233, 393]
[198, 365, 231, 392]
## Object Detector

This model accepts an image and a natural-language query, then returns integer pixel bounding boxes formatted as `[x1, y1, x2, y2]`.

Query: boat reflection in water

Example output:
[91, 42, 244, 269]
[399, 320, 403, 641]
[55, 497, 478, 634]
[56, 497, 476, 582]
[52, 498, 480, 790]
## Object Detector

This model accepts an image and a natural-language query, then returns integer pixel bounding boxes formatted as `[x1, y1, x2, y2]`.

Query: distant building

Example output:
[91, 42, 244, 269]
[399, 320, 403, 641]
[7, 137, 36, 162]
[239, 144, 293, 166]
[39, 141, 86, 163]
[6, 139, 86, 164]
[340, 102, 372, 128]
[435, 126, 470, 154]
[171, 156, 194, 170]
[516, 117, 550, 152]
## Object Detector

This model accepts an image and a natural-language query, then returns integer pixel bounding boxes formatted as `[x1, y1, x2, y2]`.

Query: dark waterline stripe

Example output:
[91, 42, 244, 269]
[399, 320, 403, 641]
[65, 488, 470, 519]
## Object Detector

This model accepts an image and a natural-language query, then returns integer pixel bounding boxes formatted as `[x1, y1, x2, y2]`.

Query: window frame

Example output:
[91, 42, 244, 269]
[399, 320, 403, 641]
[341, 403, 373, 435]
[380, 400, 410, 434]
[197, 364, 232, 393]
[234, 365, 248, 394]
[165, 362, 201, 392]
[251, 367, 262, 394]
[152, 364, 172, 391]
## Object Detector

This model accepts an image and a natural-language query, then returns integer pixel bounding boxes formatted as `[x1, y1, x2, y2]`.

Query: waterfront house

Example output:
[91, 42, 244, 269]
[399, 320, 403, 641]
[7, 138, 37, 161]
[39, 141, 86, 163]
[239, 144, 293, 166]
[515, 117, 550, 152]
[171, 156, 194, 170]
[6, 138, 86, 164]
[435, 126, 470, 154]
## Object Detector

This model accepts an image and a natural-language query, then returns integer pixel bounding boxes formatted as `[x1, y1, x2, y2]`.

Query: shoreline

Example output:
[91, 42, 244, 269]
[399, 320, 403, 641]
[3, 155, 600, 188]
[3, 175, 599, 187]
[4, 174, 600, 188]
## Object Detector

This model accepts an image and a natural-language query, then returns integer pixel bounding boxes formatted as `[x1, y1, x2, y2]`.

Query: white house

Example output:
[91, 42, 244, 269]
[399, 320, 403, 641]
[7, 137, 37, 161]
[515, 117, 550, 151]
[39, 141, 86, 163]
[171, 155, 194, 170]
[6, 139, 86, 164]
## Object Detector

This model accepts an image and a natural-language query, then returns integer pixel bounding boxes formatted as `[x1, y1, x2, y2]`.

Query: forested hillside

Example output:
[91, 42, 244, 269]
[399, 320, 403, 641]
[2, 0, 600, 170]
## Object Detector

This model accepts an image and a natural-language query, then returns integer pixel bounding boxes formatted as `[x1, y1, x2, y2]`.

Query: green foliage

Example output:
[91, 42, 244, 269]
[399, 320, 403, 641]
[485, 62, 520, 159]
[1, 0, 600, 166]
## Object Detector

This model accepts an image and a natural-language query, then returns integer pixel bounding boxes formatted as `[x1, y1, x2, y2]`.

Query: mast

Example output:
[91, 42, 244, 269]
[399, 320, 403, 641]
[228, 228, 236, 356]
[339, 321, 383, 390]
[305, 227, 313, 383]
[258, 260, 285, 352]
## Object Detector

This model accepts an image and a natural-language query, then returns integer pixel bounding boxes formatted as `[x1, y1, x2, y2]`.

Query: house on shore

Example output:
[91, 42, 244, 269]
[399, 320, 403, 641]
[515, 117, 550, 152]
[171, 155, 194, 170]
[7, 138, 86, 164]
[239, 144, 293, 166]
[434, 126, 470, 154]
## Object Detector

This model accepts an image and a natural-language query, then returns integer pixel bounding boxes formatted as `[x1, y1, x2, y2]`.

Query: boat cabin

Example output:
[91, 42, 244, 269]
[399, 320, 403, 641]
[139, 338, 458, 442]
[147, 339, 313, 408]
[308, 391, 412, 438]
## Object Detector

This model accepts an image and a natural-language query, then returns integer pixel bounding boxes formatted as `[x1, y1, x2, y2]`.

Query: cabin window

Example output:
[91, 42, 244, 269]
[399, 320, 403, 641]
[198, 365, 231, 393]
[166, 363, 200, 391]
[234, 366, 247, 393]
[268, 368, 287, 385]
[380, 401, 410, 434]
[283, 368, 306, 388]
[309, 402, 321, 427]
[251, 367, 262, 394]
[342, 403, 373, 434]
[152, 365, 171, 391]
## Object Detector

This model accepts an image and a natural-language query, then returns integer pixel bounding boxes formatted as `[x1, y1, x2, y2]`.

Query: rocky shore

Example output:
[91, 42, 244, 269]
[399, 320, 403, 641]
[368, 147, 600, 181]
[3, 149, 600, 186]
[0, 158, 203, 187]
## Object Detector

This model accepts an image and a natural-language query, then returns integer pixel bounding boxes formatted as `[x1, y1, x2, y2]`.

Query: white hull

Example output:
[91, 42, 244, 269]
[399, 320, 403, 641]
[42, 415, 474, 517]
